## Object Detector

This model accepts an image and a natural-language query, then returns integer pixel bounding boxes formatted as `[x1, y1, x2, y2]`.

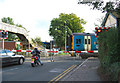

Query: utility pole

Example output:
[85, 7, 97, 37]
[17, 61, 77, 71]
[3, 39, 4, 50]
[65, 21, 67, 54]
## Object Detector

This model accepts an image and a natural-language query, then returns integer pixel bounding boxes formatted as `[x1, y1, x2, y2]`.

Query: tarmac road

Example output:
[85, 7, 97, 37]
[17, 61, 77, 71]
[2, 55, 85, 82]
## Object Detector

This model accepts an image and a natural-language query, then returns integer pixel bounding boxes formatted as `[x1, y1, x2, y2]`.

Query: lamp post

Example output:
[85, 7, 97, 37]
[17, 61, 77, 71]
[65, 21, 67, 54]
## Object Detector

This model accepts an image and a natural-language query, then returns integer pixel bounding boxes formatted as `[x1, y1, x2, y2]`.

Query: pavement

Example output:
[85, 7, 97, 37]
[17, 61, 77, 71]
[61, 57, 101, 81]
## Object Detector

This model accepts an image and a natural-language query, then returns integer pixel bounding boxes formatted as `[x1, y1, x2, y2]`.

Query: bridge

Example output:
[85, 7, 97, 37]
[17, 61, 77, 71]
[0, 22, 33, 49]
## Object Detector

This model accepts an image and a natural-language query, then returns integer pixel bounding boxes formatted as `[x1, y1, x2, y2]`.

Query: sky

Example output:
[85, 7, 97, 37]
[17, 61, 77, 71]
[0, 0, 105, 42]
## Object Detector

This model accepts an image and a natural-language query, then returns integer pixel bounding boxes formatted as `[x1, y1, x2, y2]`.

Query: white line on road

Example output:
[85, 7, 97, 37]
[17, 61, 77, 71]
[2, 68, 18, 72]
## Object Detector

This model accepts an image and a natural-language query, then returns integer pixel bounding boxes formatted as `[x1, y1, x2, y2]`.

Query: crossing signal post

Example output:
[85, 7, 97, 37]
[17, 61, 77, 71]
[95, 27, 111, 37]
[0, 30, 8, 49]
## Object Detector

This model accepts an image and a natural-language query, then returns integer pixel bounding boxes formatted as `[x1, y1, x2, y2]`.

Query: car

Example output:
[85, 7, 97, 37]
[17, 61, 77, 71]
[0, 49, 25, 66]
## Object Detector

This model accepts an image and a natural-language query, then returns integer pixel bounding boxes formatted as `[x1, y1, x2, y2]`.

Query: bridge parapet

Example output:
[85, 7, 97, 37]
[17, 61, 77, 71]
[0, 22, 33, 47]
[0, 22, 28, 37]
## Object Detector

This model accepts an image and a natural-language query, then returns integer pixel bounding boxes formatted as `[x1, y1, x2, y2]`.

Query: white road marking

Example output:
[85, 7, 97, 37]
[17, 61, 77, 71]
[2, 68, 18, 72]
[49, 68, 65, 73]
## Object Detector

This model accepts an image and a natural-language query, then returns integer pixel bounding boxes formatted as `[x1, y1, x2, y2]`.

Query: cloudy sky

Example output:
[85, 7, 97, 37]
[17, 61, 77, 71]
[0, 0, 105, 42]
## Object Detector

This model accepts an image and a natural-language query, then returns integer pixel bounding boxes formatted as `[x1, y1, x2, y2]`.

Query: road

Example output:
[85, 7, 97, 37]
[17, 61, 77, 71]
[2, 55, 85, 82]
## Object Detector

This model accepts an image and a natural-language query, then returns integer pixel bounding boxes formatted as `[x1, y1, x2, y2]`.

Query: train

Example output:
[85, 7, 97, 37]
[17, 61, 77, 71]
[68, 33, 98, 51]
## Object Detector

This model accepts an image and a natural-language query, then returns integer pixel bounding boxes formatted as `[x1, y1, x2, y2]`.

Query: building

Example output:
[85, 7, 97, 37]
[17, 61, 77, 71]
[102, 12, 120, 28]
[0, 41, 22, 50]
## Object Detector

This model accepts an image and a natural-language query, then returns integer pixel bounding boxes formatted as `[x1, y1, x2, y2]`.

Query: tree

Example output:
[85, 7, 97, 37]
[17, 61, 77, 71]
[49, 13, 86, 48]
[31, 37, 42, 47]
[7, 33, 19, 41]
[2, 17, 14, 25]
[78, 0, 120, 14]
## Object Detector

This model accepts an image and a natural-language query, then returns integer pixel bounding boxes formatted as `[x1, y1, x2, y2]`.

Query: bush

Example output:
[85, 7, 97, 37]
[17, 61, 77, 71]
[98, 27, 120, 81]
[101, 56, 111, 69]
[98, 28, 120, 64]
[109, 62, 120, 81]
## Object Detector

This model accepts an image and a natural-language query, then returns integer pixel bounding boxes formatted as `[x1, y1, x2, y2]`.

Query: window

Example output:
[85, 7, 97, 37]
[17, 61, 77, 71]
[85, 39, 87, 44]
[79, 39, 81, 44]
[88, 39, 90, 44]
[0, 50, 5, 54]
[76, 39, 78, 44]
[6, 50, 12, 53]
[76, 39, 81, 44]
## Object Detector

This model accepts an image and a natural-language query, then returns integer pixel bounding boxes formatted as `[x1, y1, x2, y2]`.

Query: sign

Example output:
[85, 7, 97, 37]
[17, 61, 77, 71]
[0, 30, 8, 39]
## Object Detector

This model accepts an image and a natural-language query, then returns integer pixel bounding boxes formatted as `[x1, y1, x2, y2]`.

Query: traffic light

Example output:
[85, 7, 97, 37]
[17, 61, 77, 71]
[2, 32, 7, 37]
[95, 27, 110, 37]
[0, 30, 8, 39]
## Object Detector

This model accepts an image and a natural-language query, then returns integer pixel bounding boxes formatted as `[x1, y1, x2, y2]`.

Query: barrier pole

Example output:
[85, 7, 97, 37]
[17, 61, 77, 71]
[3, 39, 4, 50]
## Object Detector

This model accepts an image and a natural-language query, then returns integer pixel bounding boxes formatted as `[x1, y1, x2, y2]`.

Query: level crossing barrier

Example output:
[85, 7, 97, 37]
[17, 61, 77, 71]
[10, 50, 98, 53]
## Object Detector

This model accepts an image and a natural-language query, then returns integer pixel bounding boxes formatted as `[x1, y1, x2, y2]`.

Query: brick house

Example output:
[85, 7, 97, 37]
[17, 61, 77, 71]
[0, 41, 22, 50]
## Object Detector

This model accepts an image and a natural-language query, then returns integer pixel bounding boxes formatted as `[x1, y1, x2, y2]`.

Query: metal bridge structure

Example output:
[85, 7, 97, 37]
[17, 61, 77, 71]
[0, 22, 33, 49]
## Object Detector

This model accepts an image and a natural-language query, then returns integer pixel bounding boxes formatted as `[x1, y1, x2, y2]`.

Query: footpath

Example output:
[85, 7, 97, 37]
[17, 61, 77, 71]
[61, 57, 102, 82]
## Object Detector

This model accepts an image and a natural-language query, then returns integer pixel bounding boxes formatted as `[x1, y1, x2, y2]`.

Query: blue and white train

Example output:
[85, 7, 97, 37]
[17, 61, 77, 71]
[68, 33, 98, 51]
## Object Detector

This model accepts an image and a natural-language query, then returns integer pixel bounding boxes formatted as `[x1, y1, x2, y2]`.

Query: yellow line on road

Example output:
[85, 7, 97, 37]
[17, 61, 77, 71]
[48, 65, 77, 83]
[48, 65, 75, 83]
[53, 65, 77, 83]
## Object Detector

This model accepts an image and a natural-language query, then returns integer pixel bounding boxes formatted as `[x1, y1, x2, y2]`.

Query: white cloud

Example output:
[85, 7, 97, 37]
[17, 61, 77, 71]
[0, 0, 105, 42]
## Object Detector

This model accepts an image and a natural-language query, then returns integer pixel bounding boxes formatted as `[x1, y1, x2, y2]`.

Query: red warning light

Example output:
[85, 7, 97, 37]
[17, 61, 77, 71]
[105, 30, 107, 32]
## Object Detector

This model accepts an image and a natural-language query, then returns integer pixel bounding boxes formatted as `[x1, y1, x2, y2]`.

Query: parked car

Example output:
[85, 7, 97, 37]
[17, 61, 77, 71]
[0, 49, 25, 66]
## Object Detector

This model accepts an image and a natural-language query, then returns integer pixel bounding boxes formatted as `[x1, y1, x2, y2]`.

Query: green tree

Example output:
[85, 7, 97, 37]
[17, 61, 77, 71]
[7, 33, 19, 41]
[2, 17, 14, 25]
[49, 13, 86, 48]
[31, 37, 42, 47]
[78, 0, 120, 14]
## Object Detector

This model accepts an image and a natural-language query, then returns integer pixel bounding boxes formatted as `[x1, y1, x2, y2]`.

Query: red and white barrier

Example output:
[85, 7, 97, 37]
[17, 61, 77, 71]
[10, 50, 98, 53]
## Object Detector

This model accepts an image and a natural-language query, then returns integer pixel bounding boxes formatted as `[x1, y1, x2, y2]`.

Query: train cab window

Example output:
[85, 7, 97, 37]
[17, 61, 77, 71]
[88, 39, 90, 44]
[79, 39, 81, 44]
[76, 39, 78, 44]
[85, 39, 87, 44]
[76, 39, 81, 44]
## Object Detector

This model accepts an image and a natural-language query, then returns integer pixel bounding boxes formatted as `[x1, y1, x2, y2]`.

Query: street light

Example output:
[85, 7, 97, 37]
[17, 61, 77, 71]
[65, 21, 67, 54]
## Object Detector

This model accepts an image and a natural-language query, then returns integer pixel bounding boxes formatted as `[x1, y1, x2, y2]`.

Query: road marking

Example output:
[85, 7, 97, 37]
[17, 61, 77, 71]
[48, 65, 75, 83]
[2, 68, 18, 72]
[62, 58, 88, 81]
[48, 65, 77, 83]
[54, 65, 77, 82]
